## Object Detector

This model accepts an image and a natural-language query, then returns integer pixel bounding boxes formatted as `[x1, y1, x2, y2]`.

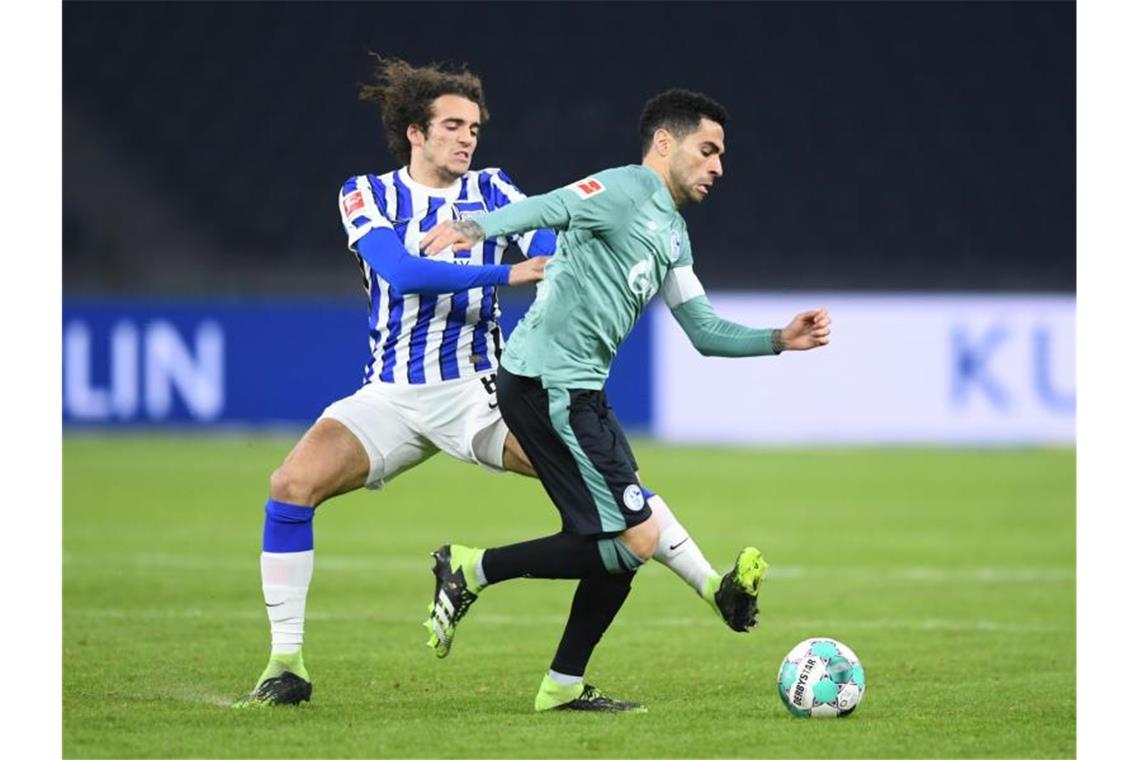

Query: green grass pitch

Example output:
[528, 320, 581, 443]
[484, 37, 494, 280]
[63, 437, 1074, 758]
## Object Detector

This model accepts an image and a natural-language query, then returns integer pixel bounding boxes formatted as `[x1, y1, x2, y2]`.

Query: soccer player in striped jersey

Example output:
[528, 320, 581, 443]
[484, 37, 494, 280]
[235, 57, 548, 708]
[237, 60, 760, 708]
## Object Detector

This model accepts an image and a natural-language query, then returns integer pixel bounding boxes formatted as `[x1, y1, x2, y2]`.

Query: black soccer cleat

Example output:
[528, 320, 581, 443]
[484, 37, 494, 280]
[234, 671, 312, 707]
[713, 547, 768, 632]
[424, 544, 481, 658]
[552, 684, 647, 713]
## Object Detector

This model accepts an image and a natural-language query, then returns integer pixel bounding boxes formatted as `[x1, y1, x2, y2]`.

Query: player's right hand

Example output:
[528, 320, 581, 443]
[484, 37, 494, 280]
[421, 220, 484, 255]
[779, 308, 831, 350]
[508, 256, 548, 286]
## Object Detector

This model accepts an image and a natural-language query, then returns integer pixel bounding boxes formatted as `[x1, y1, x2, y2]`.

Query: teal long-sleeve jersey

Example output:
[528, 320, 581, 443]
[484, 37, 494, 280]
[477, 164, 781, 389]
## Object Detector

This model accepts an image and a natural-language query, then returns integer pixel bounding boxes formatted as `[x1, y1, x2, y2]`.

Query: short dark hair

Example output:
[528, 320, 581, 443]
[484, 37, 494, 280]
[358, 55, 489, 166]
[639, 89, 728, 156]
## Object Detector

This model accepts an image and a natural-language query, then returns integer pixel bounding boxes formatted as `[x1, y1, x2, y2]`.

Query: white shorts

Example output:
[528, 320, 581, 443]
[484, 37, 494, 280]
[319, 373, 510, 490]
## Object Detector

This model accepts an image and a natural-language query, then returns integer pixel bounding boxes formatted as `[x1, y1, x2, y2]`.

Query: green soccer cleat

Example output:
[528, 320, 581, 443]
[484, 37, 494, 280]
[535, 675, 647, 713]
[423, 544, 482, 659]
[232, 652, 312, 708]
[711, 546, 768, 632]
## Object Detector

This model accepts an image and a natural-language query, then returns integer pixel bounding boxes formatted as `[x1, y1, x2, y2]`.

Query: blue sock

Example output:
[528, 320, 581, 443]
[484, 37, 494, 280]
[262, 499, 316, 552]
[640, 486, 656, 502]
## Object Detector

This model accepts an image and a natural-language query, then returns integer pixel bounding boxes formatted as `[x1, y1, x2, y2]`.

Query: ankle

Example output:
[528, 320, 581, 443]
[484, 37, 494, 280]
[701, 573, 721, 604]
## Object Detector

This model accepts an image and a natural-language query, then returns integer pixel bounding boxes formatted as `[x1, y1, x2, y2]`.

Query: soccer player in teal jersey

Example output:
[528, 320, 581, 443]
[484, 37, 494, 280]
[420, 89, 831, 712]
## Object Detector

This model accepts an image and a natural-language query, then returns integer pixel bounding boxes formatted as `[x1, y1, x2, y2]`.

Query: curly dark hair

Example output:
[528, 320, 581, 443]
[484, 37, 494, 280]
[638, 89, 728, 156]
[358, 54, 489, 166]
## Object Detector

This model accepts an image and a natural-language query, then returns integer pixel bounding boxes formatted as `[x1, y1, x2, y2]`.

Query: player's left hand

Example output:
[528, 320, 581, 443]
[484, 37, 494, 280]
[780, 308, 831, 351]
[421, 220, 486, 255]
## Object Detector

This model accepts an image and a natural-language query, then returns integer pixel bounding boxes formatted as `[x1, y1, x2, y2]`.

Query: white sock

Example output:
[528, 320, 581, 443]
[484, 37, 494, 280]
[475, 553, 488, 588]
[548, 669, 583, 686]
[650, 495, 718, 597]
[261, 550, 314, 655]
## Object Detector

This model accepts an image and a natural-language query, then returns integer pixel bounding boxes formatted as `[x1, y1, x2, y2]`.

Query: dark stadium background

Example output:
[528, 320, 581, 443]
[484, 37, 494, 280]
[63, 0, 1074, 297]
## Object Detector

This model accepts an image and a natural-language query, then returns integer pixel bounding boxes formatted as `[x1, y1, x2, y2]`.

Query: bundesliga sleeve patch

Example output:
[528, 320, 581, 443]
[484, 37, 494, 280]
[341, 190, 366, 220]
[567, 177, 606, 200]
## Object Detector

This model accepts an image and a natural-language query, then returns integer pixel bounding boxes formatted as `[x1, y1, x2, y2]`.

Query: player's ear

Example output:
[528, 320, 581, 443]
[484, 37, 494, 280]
[652, 128, 673, 158]
[407, 123, 426, 149]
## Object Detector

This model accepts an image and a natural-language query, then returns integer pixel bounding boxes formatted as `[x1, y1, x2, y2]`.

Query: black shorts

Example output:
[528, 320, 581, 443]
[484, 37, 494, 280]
[496, 367, 649, 536]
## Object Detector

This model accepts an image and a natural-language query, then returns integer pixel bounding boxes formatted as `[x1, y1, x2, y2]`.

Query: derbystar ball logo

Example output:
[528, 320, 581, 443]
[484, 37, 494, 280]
[793, 656, 818, 707]
[341, 190, 365, 219]
[568, 177, 606, 200]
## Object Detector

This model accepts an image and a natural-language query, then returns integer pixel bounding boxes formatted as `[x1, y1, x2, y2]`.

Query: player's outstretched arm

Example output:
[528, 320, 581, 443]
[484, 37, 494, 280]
[422, 190, 576, 255]
[671, 296, 782, 356]
[357, 228, 545, 294]
[670, 297, 831, 357]
[662, 265, 830, 356]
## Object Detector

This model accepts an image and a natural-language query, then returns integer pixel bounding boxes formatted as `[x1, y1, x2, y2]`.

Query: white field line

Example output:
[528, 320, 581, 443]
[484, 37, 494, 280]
[159, 686, 235, 707]
[65, 607, 1070, 633]
[62, 552, 1074, 583]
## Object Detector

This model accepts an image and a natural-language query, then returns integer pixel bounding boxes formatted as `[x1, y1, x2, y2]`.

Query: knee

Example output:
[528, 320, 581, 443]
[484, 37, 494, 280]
[620, 519, 660, 562]
[269, 465, 320, 507]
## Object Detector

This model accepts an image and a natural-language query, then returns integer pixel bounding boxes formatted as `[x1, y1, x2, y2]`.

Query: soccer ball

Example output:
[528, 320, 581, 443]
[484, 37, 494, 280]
[776, 637, 865, 718]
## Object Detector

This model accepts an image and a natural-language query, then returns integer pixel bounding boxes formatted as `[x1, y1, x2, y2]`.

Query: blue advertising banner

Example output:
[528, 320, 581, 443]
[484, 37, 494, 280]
[62, 294, 1073, 444]
[61, 298, 654, 430]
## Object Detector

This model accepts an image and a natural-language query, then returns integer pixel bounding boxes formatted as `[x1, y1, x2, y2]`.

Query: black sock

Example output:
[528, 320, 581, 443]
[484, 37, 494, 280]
[550, 571, 635, 677]
[482, 532, 609, 584]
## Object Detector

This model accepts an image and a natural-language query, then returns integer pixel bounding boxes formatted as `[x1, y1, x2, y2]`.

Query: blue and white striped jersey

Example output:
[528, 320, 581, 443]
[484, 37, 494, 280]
[338, 166, 556, 386]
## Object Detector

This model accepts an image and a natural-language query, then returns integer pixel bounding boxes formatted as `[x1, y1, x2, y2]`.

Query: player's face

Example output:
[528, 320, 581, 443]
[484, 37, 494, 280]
[413, 94, 482, 181]
[669, 118, 725, 205]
